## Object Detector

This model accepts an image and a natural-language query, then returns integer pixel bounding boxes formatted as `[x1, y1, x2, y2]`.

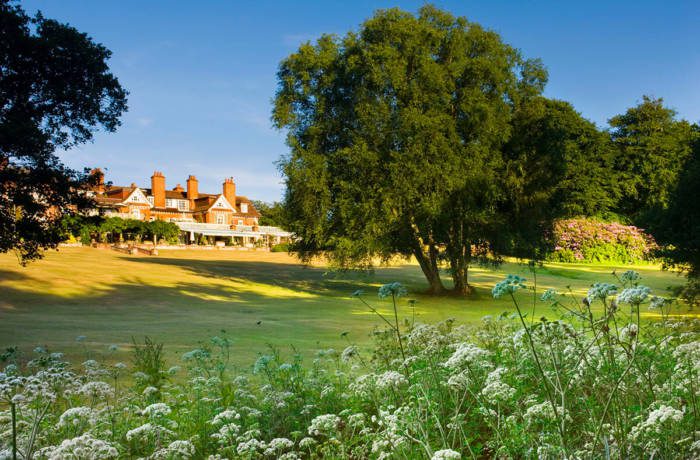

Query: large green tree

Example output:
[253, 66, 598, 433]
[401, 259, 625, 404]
[609, 96, 696, 226]
[657, 127, 700, 269]
[273, 6, 546, 294]
[500, 97, 620, 256]
[0, 0, 127, 264]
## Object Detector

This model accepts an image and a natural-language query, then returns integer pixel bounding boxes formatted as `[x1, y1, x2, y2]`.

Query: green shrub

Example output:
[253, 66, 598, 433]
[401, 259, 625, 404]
[271, 243, 290, 252]
[548, 218, 658, 264]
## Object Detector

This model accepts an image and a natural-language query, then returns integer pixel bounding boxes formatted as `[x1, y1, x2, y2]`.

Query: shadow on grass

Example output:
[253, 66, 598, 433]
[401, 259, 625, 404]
[118, 256, 406, 297]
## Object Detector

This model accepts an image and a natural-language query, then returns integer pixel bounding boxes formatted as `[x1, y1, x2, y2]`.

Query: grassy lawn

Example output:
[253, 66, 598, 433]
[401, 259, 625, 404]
[0, 247, 694, 367]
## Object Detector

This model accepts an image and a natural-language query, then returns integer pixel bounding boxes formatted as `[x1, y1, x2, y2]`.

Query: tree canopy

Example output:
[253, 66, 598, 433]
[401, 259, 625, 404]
[0, 0, 127, 264]
[251, 200, 287, 228]
[609, 96, 697, 226]
[500, 97, 620, 257]
[273, 5, 547, 294]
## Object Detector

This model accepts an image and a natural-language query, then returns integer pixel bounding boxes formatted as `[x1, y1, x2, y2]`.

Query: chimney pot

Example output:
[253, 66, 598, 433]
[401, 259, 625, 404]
[187, 174, 199, 201]
[151, 171, 166, 207]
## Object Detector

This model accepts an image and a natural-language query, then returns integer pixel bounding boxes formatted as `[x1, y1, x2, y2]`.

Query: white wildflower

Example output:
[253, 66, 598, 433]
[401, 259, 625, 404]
[587, 283, 617, 303]
[211, 409, 241, 426]
[492, 275, 527, 299]
[308, 414, 340, 437]
[151, 440, 195, 459]
[444, 343, 491, 370]
[375, 370, 408, 390]
[46, 434, 118, 459]
[141, 402, 171, 419]
[629, 405, 684, 441]
[616, 286, 651, 305]
[57, 406, 95, 430]
[480, 367, 515, 405]
[432, 449, 461, 460]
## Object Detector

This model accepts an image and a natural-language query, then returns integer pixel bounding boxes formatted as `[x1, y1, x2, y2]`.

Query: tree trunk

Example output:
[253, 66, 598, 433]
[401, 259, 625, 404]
[408, 217, 447, 295]
[447, 224, 472, 296]
[451, 261, 472, 296]
[413, 243, 446, 295]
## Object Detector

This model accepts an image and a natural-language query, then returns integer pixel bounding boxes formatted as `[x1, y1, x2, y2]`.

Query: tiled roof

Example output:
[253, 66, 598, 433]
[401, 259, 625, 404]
[234, 196, 261, 217]
[94, 183, 260, 217]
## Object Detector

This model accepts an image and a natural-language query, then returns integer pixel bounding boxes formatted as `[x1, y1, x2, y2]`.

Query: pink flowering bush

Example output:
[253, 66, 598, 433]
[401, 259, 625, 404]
[548, 218, 658, 263]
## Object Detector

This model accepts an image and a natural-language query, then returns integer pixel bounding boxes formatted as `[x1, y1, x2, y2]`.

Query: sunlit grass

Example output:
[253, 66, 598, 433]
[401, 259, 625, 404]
[0, 247, 694, 366]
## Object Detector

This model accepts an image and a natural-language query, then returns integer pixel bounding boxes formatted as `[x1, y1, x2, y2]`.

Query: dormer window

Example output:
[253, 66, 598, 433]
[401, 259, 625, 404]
[166, 198, 175, 208]
[241, 203, 248, 213]
[177, 200, 188, 211]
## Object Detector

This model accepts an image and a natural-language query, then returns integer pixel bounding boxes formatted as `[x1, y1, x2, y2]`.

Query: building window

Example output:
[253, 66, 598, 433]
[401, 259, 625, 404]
[238, 219, 244, 225]
[177, 200, 188, 211]
[147, 196, 154, 205]
[131, 208, 141, 219]
[240, 203, 248, 213]
[216, 214, 225, 224]
[131, 194, 140, 202]
[166, 198, 175, 208]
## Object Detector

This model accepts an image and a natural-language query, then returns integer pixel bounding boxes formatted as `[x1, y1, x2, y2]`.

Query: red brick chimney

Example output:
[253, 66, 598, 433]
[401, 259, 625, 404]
[151, 171, 165, 208]
[186, 175, 198, 207]
[90, 168, 105, 193]
[222, 177, 236, 209]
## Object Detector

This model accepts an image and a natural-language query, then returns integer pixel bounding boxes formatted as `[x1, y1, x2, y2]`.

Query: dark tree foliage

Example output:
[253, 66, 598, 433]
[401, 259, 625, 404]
[501, 97, 620, 257]
[0, 0, 127, 264]
[273, 5, 546, 294]
[251, 200, 287, 228]
[658, 129, 700, 275]
[609, 96, 696, 227]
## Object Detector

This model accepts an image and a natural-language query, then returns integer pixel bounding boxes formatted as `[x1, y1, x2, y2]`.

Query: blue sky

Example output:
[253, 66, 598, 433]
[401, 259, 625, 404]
[23, 0, 700, 202]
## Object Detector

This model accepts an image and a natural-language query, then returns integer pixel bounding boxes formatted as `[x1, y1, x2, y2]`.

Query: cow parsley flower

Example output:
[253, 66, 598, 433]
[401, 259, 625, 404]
[375, 370, 408, 390]
[378, 282, 407, 299]
[308, 414, 340, 437]
[587, 283, 618, 304]
[45, 434, 118, 459]
[480, 367, 515, 405]
[151, 440, 195, 459]
[341, 345, 359, 362]
[432, 449, 461, 460]
[212, 423, 241, 445]
[211, 409, 241, 426]
[492, 275, 527, 299]
[444, 343, 491, 370]
[540, 288, 558, 302]
[618, 270, 641, 286]
[236, 438, 266, 455]
[649, 295, 668, 310]
[299, 437, 317, 449]
[141, 402, 171, 419]
[629, 405, 684, 441]
[58, 406, 95, 429]
[617, 286, 651, 305]
[77, 381, 112, 399]
[524, 401, 557, 426]
[619, 323, 639, 342]
[265, 437, 294, 455]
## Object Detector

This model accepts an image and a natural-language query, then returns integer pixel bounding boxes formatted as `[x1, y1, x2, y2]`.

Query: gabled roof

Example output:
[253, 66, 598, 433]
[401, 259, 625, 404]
[233, 196, 261, 217]
[192, 194, 235, 213]
[122, 187, 151, 206]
